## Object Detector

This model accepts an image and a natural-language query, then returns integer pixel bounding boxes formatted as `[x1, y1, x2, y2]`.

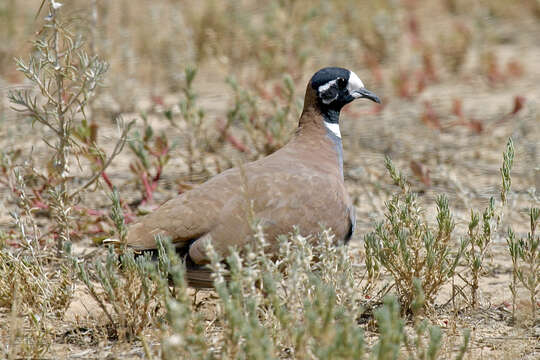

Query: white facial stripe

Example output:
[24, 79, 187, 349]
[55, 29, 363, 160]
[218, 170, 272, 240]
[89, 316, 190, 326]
[324, 121, 341, 138]
[347, 71, 365, 98]
[318, 79, 339, 104]
[318, 79, 337, 93]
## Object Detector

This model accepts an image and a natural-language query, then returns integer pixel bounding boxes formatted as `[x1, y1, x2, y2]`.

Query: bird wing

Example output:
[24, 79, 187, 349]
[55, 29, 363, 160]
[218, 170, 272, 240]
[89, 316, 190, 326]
[128, 142, 351, 264]
[126, 167, 243, 251]
[187, 167, 351, 264]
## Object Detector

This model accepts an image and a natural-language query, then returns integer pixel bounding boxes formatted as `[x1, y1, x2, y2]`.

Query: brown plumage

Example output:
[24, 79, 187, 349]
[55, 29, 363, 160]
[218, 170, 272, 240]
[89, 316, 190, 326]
[127, 67, 381, 288]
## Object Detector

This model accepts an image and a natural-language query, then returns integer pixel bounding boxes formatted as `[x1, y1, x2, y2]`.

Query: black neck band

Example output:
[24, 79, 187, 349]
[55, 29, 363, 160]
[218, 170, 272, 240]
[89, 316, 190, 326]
[322, 108, 340, 124]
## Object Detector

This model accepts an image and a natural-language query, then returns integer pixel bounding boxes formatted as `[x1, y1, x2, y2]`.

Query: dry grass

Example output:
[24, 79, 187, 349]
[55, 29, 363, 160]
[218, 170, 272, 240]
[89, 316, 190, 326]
[0, 0, 539, 358]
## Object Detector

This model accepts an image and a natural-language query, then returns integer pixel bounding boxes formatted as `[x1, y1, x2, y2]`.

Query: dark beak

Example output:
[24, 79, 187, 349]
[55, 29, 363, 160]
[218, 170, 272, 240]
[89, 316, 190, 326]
[353, 88, 381, 104]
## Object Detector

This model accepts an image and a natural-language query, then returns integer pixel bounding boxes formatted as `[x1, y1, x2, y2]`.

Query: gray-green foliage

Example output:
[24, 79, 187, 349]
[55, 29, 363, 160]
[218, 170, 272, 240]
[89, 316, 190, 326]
[69, 181, 469, 358]
[156, 237, 210, 359]
[196, 226, 365, 359]
[372, 296, 404, 360]
[366, 139, 515, 311]
[462, 138, 515, 307]
[0, 243, 72, 358]
[506, 207, 539, 327]
[225, 74, 300, 157]
[109, 188, 127, 244]
[371, 294, 445, 360]
[7, 1, 129, 255]
[72, 245, 159, 341]
[68, 224, 467, 358]
[159, 226, 454, 359]
[364, 157, 464, 310]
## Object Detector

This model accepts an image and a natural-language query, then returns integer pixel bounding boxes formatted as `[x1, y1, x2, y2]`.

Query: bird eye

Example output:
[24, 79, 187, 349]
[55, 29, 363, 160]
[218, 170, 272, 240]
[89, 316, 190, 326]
[337, 77, 346, 89]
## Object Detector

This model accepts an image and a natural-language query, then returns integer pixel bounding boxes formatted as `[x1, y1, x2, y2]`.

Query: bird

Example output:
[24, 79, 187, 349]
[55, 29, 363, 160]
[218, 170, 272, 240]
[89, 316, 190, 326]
[126, 67, 381, 287]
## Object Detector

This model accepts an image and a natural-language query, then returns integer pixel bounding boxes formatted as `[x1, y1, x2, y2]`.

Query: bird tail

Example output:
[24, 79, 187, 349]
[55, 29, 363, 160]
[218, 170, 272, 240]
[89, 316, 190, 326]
[185, 266, 216, 289]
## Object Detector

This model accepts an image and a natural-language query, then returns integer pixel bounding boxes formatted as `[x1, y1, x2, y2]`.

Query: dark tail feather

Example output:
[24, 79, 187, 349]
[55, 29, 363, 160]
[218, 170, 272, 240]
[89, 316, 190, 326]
[185, 266, 215, 289]
[140, 247, 222, 289]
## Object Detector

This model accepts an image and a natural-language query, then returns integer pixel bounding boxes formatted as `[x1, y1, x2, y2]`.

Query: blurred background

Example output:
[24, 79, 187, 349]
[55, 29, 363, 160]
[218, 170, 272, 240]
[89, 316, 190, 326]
[0, 0, 539, 237]
[0, 3, 538, 357]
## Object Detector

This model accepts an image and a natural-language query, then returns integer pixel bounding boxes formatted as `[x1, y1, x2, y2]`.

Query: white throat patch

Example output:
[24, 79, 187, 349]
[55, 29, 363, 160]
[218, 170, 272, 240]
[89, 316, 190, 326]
[324, 121, 341, 138]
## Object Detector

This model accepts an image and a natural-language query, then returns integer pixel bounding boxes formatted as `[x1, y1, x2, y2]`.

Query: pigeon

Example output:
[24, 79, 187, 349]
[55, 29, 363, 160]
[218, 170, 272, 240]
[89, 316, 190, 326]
[127, 67, 380, 287]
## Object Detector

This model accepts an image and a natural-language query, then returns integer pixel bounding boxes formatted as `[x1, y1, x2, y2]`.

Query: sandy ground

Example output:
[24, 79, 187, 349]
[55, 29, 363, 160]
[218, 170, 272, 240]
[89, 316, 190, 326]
[0, 4, 539, 359]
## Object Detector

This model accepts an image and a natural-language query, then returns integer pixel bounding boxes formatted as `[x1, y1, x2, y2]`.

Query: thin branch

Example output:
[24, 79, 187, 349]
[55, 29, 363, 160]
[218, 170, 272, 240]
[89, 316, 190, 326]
[62, 77, 87, 115]
[8, 92, 61, 136]
[68, 119, 134, 200]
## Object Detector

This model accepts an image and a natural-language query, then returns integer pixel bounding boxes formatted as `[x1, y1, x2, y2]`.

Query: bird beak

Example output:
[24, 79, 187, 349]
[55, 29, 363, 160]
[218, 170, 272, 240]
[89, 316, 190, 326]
[351, 88, 381, 104]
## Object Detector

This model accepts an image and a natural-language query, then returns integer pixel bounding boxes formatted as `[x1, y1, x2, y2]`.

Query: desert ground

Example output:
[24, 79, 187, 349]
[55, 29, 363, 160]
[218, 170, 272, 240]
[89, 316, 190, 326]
[0, 0, 539, 359]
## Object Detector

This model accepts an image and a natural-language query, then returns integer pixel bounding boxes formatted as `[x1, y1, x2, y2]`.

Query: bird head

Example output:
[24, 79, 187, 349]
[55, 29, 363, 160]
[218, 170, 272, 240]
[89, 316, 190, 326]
[310, 67, 381, 112]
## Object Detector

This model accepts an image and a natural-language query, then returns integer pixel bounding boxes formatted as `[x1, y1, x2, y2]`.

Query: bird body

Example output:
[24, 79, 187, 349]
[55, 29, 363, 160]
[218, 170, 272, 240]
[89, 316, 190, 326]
[127, 67, 380, 287]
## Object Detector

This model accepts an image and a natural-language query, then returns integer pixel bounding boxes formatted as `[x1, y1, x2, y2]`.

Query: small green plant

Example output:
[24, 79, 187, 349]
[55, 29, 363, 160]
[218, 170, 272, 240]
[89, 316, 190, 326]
[156, 237, 210, 359]
[70, 187, 159, 340]
[460, 138, 514, 307]
[507, 226, 520, 323]
[462, 201, 495, 308]
[71, 245, 160, 341]
[371, 296, 404, 359]
[364, 157, 464, 311]
[204, 226, 366, 359]
[159, 224, 469, 359]
[0, 207, 72, 358]
[128, 115, 174, 206]
[372, 293, 452, 360]
[7, 0, 129, 255]
[109, 188, 128, 245]
[506, 208, 539, 327]
[163, 66, 210, 178]
[159, 226, 368, 359]
[224, 74, 299, 159]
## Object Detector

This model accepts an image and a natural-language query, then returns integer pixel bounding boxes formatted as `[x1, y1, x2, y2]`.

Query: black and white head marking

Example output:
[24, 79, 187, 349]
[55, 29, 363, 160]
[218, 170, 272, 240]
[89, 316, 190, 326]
[310, 67, 380, 139]
[317, 71, 365, 107]
[346, 71, 365, 100]
[318, 79, 340, 105]
[309, 67, 381, 175]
